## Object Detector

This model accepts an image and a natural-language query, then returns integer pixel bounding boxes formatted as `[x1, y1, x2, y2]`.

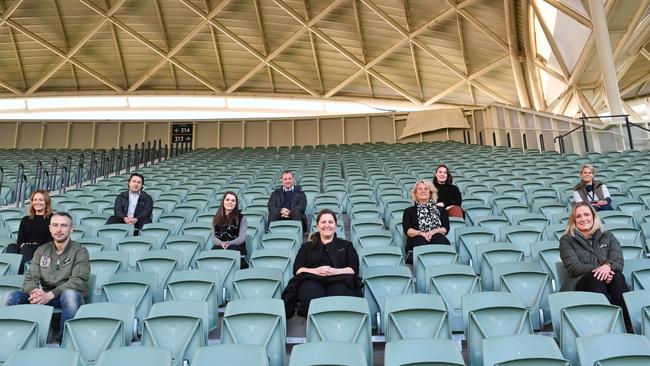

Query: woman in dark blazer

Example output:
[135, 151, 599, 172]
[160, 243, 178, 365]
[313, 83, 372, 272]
[402, 179, 450, 253]
[282, 208, 361, 317]
[559, 202, 630, 328]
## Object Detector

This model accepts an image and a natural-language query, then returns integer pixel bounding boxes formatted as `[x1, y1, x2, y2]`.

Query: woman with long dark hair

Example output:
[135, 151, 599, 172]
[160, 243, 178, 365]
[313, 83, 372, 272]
[433, 164, 463, 218]
[211, 191, 247, 257]
[5, 190, 54, 274]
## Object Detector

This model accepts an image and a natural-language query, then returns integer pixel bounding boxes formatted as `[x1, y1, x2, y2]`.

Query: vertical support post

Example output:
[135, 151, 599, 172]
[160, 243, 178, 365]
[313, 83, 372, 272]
[588, 0, 623, 115]
[581, 118, 589, 152]
[625, 116, 634, 150]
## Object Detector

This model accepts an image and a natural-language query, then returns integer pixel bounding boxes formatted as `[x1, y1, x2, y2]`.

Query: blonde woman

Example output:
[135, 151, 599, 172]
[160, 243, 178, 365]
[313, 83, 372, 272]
[402, 179, 450, 252]
[559, 202, 630, 329]
[573, 164, 612, 211]
[5, 190, 54, 274]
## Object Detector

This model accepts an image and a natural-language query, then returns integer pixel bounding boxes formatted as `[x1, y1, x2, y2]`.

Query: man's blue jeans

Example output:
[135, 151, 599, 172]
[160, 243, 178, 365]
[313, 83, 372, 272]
[5, 289, 84, 335]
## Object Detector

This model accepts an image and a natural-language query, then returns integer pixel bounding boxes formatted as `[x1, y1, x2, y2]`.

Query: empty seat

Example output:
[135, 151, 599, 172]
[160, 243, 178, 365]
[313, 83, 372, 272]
[195, 249, 240, 303]
[363, 265, 414, 332]
[78, 236, 113, 253]
[548, 291, 626, 366]
[475, 242, 524, 290]
[260, 232, 299, 254]
[61, 302, 136, 366]
[4, 348, 80, 366]
[576, 333, 650, 366]
[0, 304, 53, 361]
[191, 344, 268, 366]
[96, 346, 172, 366]
[501, 225, 543, 257]
[221, 298, 286, 366]
[384, 338, 465, 366]
[493, 261, 552, 330]
[413, 244, 458, 293]
[384, 293, 451, 342]
[289, 341, 367, 366]
[165, 269, 221, 330]
[306, 296, 372, 366]
[425, 264, 479, 332]
[0, 275, 24, 306]
[0, 253, 22, 275]
[358, 246, 404, 275]
[462, 292, 533, 366]
[623, 289, 650, 335]
[141, 301, 209, 366]
[116, 236, 158, 268]
[136, 249, 183, 302]
[623, 258, 650, 290]
[103, 272, 156, 336]
[232, 267, 283, 300]
[88, 251, 129, 303]
[249, 248, 293, 287]
[455, 227, 495, 270]
[483, 334, 568, 366]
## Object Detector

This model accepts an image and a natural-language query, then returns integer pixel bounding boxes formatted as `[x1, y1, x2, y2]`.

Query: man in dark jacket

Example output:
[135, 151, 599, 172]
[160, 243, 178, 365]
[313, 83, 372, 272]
[267, 170, 307, 231]
[5, 212, 90, 335]
[106, 172, 153, 230]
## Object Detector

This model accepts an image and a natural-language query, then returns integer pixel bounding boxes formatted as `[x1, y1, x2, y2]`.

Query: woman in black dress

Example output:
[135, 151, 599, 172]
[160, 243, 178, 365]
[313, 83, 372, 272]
[284, 208, 361, 316]
[5, 190, 54, 274]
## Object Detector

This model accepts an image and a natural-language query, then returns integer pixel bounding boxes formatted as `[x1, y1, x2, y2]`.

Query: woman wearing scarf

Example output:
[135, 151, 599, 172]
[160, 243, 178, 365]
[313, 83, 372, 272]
[402, 179, 451, 254]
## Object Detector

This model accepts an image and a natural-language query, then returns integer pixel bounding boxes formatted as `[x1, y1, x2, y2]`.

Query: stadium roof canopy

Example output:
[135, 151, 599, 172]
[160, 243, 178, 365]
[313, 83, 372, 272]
[0, 0, 648, 119]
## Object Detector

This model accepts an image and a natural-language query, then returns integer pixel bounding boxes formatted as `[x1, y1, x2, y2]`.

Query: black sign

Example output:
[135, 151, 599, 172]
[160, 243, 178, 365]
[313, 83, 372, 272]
[172, 124, 193, 143]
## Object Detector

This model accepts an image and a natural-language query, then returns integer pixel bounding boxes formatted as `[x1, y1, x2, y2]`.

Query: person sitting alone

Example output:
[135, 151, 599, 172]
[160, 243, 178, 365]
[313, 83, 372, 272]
[402, 179, 451, 253]
[267, 170, 307, 231]
[282, 209, 362, 318]
[5, 212, 89, 337]
[105, 172, 154, 231]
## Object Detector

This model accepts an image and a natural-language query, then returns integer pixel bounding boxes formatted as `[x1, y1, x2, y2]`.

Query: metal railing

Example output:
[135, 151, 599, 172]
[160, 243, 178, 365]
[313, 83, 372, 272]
[623, 116, 650, 150]
[553, 117, 590, 154]
[3, 138, 185, 207]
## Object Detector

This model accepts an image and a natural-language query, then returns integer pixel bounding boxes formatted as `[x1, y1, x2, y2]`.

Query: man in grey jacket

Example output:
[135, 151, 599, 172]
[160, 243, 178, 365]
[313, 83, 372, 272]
[5, 212, 90, 335]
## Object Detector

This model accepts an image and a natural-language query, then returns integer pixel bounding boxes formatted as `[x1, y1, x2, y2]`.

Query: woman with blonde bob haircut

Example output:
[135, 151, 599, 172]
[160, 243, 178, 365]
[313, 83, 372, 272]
[402, 179, 450, 254]
[559, 202, 631, 329]
[573, 164, 613, 211]
[5, 189, 54, 274]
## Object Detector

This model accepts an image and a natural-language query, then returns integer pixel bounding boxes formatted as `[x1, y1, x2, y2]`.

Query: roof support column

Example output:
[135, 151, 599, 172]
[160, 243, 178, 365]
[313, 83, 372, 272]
[588, 0, 623, 115]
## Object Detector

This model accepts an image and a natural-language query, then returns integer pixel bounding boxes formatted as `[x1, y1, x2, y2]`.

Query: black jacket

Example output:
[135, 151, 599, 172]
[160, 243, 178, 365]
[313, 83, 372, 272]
[112, 190, 154, 223]
[282, 237, 362, 318]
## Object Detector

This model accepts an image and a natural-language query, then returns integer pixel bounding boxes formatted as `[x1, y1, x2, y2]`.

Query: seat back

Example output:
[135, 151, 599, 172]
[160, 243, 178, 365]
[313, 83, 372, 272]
[356, 230, 394, 249]
[116, 236, 157, 268]
[358, 246, 404, 275]
[221, 299, 286, 366]
[306, 296, 373, 366]
[623, 289, 650, 335]
[384, 338, 465, 366]
[0, 304, 53, 348]
[0, 253, 22, 275]
[195, 250, 240, 303]
[494, 261, 552, 329]
[61, 303, 136, 366]
[163, 235, 203, 269]
[623, 258, 650, 290]
[4, 348, 80, 366]
[88, 251, 129, 303]
[462, 292, 533, 366]
[456, 227, 495, 271]
[249, 248, 293, 287]
[289, 342, 367, 366]
[0, 275, 24, 306]
[413, 245, 458, 293]
[548, 291, 626, 366]
[232, 267, 283, 300]
[136, 249, 183, 302]
[425, 264, 480, 332]
[103, 272, 156, 336]
[362, 265, 414, 332]
[96, 346, 172, 366]
[576, 333, 650, 366]
[141, 301, 209, 366]
[165, 269, 221, 330]
[191, 344, 268, 366]
[483, 334, 569, 366]
[384, 293, 451, 342]
[476, 242, 524, 290]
